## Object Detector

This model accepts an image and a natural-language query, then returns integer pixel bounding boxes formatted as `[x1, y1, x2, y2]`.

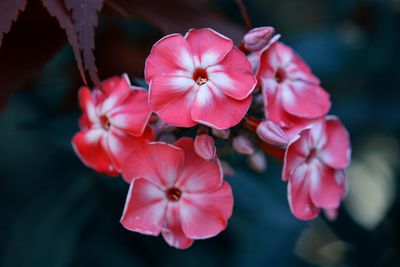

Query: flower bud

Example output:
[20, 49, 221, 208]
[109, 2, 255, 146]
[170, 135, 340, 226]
[221, 160, 235, 177]
[247, 151, 267, 173]
[233, 135, 254, 155]
[212, 128, 230, 139]
[243, 26, 275, 52]
[324, 208, 339, 221]
[194, 134, 216, 161]
[257, 121, 289, 147]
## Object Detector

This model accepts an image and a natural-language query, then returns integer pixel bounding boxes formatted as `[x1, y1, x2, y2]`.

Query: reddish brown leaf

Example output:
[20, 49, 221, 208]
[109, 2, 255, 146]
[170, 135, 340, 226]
[41, 0, 87, 85]
[0, 1, 66, 111]
[64, 0, 104, 85]
[0, 0, 28, 47]
[106, 0, 245, 43]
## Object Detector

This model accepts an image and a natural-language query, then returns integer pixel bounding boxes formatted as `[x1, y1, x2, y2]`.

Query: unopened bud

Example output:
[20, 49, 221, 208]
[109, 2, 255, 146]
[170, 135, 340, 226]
[324, 208, 339, 221]
[194, 134, 216, 161]
[220, 160, 235, 177]
[211, 128, 230, 139]
[243, 26, 275, 52]
[233, 135, 254, 155]
[257, 121, 289, 147]
[247, 151, 267, 173]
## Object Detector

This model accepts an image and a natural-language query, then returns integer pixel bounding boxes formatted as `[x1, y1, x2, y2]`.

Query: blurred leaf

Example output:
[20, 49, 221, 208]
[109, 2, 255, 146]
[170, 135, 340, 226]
[65, 0, 104, 85]
[107, 0, 245, 43]
[345, 134, 398, 230]
[0, 0, 66, 112]
[0, 0, 27, 47]
[41, 0, 87, 84]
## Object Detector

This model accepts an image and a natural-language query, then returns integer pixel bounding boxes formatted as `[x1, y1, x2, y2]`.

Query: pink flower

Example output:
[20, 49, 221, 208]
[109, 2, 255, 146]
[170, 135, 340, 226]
[121, 137, 233, 249]
[145, 28, 257, 129]
[257, 42, 331, 125]
[72, 75, 153, 176]
[282, 116, 351, 220]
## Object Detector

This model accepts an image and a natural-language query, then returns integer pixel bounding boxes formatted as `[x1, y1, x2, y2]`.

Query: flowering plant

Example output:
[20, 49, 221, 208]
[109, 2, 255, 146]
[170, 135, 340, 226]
[72, 26, 351, 249]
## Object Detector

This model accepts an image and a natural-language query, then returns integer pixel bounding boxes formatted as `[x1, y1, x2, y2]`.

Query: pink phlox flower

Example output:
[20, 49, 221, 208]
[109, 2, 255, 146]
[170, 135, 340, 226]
[282, 116, 351, 220]
[145, 28, 257, 129]
[72, 74, 153, 176]
[121, 137, 233, 249]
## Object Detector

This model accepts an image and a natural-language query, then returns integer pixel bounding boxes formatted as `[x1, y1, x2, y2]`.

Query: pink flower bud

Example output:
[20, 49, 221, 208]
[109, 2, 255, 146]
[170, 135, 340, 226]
[243, 26, 275, 52]
[194, 134, 216, 160]
[247, 151, 267, 173]
[233, 135, 254, 155]
[211, 128, 230, 139]
[324, 208, 339, 221]
[257, 121, 289, 147]
[221, 160, 235, 177]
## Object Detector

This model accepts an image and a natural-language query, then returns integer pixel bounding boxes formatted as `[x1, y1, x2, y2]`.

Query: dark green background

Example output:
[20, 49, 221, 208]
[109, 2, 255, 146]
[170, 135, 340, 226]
[1, 0, 399, 266]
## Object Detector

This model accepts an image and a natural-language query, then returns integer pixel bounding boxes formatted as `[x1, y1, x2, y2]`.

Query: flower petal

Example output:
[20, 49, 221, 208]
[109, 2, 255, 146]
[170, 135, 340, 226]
[161, 203, 193, 249]
[149, 75, 197, 127]
[78, 87, 99, 127]
[191, 83, 252, 129]
[174, 137, 222, 193]
[180, 182, 233, 239]
[282, 129, 310, 181]
[309, 161, 346, 209]
[145, 34, 194, 83]
[319, 117, 351, 169]
[208, 46, 256, 100]
[98, 76, 131, 114]
[72, 129, 117, 176]
[185, 28, 232, 68]
[281, 81, 331, 118]
[287, 164, 320, 221]
[120, 178, 167, 236]
[105, 127, 151, 172]
[108, 89, 152, 136]
[121, 142, 185, 189]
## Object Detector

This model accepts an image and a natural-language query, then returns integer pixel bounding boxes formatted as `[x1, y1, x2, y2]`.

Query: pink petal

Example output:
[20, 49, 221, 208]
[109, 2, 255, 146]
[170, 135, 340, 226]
[281, 81, 331, 118]
[161, 203, 193, 249]
[180, 182, 233, 239]
[72, 129, 118, 176]
[319, 117, 351, 169]
[120, 178, 167, 236]
[191, 83, 252, 129]
[108, 89, 152, 136]
[256, 120, 289, 147]
[282, 129, 310, 181]
[145, 34, 194, 83]
[309, 161, 346, 209]
[208, 46, 256, 100]
[174, 137, 223, 193]
[149, 75, 197, 127]
[78, 87, 99, 126]
[287, 164, 320, 221]
[105, 127, 151, 172]
[194, 134, 216, 160]
[185, 28, 232, 68]
[121, 142, 185, 189]
[98, 76, 131, 114]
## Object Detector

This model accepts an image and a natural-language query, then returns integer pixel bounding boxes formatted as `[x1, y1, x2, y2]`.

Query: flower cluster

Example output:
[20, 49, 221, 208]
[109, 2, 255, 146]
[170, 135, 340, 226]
[72, 27, 351, 249]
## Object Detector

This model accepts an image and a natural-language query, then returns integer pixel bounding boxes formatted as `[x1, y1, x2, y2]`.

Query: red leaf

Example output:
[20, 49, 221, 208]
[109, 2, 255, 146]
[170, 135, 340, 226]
[0, 0, 28, 48]
[0, 1, 66, 111]
[64, 0, 104, 85]
[41, 0, 87, 85]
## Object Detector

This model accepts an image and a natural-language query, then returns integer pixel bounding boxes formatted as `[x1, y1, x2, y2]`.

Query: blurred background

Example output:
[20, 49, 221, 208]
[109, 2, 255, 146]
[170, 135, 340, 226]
[1, 0, 400, 266]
